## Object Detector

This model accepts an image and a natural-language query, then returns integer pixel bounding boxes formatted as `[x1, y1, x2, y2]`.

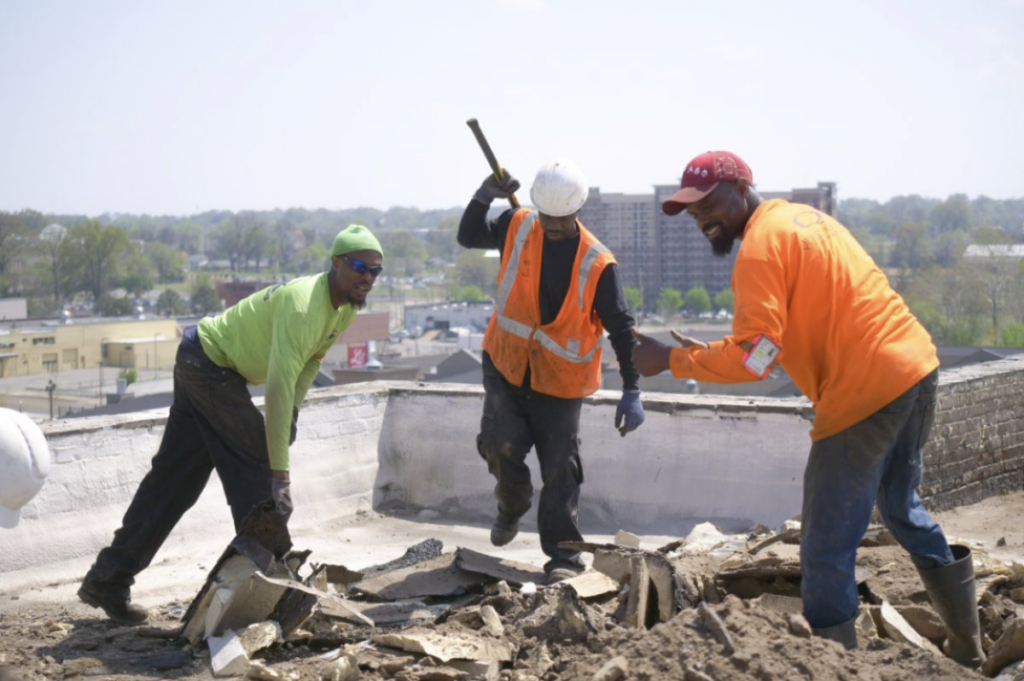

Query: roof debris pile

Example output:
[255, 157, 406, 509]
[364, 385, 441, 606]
[5, 519, 1024, 680]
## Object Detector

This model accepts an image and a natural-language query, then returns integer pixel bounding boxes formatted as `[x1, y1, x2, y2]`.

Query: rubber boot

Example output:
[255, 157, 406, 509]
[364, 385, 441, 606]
[917, 544, 986, 668]
[812, 616, 858, 650]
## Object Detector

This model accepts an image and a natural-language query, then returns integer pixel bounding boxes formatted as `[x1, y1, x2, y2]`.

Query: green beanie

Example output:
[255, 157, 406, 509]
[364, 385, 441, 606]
[332, 224, 383, 257]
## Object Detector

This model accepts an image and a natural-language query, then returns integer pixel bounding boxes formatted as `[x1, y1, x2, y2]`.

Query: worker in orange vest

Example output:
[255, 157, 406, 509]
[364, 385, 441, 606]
[459, 158, 645, 584]
[632, 151, 984, 667]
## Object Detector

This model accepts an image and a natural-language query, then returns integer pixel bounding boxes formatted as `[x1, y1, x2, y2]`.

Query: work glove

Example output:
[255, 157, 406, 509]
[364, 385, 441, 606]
[474, 172, 520, 205]
[271, 477, 293, 521]
[615, 389, 645, 437]
[289, 407, 298, 446]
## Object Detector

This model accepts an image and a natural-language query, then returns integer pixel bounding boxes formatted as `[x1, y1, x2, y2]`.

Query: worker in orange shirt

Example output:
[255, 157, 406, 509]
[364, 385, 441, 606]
[632, 151, 983, 667]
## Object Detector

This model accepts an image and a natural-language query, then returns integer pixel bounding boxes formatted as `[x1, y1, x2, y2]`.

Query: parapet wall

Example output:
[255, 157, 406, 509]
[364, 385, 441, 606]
[923, 356, 1024, 510]
[2, 357, 1023, 592]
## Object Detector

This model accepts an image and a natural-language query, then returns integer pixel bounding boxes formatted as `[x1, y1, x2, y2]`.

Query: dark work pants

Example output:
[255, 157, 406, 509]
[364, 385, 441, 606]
[800, 369, 953, 629]
[87, 329, 274, 588]
[476, 354, 585, 574]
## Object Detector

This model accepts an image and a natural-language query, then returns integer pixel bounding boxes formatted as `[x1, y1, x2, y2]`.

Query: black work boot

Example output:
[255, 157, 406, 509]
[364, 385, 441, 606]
[812, 616, 858, 650]
[490, 514, 519, 547]
[917, 544, 986, 668]
[78, 579, 149, 624]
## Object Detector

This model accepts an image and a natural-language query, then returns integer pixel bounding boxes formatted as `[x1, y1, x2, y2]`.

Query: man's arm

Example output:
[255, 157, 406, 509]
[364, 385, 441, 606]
[264, 310, 316, 473]
[633, 258, 788, 382]
[458, 172, 520, 252]
[593, 265, 640, 390]
[593, 264, 644, 436]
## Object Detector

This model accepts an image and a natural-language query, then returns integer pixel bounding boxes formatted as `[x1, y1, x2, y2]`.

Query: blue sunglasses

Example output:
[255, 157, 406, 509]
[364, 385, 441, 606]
[341, 255, 383, 277]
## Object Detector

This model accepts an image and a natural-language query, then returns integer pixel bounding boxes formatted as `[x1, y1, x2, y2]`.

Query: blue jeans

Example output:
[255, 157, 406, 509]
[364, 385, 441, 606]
[800, 369, 953, 629]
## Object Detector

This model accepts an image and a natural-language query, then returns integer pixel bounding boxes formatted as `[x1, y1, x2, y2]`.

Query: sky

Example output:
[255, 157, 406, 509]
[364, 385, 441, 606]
[1, 0, 1023, 217]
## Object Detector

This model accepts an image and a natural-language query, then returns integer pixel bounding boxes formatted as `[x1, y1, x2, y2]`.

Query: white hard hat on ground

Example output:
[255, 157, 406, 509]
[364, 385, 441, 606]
[530, 158, 589, 217]
[0, 408, 51, 529]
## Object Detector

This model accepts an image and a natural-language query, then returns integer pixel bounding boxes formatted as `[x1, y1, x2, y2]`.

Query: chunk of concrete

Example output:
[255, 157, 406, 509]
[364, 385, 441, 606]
[479, 605, 504, 637]
[876, 601, 941, 655]
[564, 571, 620, 600]
[353, 553, 487, 601]
[239, 621, 282, 657]
[448, 658, 500, 680]
[591, 655, 628, 681]
[893, 605, 944, 643]
[372, 629, 513, 663]
[613, 531, 641, 549]
[247, 660, 286, 681]
[787, 614, 812, 638]
[625, 555, 651, 629]
[856, 609, 878, 639]
[319, 651, 359, 681]
[455, 548, 546, 587]
[592, 549, 632, 584]
[983, 618, 1024, 677]
[209, 630, 249, 677]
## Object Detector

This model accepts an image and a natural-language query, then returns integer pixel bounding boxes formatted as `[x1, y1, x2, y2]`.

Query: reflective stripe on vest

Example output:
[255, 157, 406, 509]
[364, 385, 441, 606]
[492, 214, 606, 363]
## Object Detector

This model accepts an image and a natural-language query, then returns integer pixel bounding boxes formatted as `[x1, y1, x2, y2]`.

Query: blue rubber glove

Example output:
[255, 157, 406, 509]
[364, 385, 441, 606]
[615, 389, 644, 437]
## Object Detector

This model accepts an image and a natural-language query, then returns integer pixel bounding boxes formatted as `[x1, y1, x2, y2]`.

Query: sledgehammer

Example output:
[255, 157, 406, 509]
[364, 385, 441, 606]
[466, 118, 520, 208]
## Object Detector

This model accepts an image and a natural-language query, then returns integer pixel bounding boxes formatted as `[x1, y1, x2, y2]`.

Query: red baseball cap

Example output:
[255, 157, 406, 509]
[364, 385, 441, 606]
[662, 151, 753, 216]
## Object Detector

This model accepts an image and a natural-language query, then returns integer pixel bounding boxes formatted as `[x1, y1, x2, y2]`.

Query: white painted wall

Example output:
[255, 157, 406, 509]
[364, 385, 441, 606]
[375, 385, 813, 535]
[0, 381, 813, 591]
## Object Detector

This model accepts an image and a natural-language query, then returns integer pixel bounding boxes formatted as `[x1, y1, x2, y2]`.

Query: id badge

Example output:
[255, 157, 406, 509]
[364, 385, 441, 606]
[742, 334, 781, 379]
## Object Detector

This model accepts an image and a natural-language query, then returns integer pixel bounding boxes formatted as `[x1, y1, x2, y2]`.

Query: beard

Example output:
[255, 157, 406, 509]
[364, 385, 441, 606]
[709, 232, 737, 258]
[345, 295, 367, 310]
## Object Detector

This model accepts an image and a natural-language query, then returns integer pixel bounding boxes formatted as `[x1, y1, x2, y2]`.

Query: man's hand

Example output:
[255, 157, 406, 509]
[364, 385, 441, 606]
[474, 172, 520, 205]
[271, 476, 293, 521]
[615, 390, 645, 437]
[631, 328, 673, 377]
[670, 329, 710, 350]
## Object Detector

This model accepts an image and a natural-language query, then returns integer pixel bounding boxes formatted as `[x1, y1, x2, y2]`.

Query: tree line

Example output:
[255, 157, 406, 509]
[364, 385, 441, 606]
[2, 193, 1023, 348]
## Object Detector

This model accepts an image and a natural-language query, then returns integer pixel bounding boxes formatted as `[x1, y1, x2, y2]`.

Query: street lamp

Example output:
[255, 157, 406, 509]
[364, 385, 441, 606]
[46, 379, 56, 420]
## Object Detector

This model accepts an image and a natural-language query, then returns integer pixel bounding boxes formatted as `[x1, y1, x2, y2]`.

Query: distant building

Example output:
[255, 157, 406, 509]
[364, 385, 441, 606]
[0, 317, 179, 378]
[581, 181, 837, 310]
[0, 298, 28, 321]
[964, 244, 1024, 260]
[403, 301, 494, 335]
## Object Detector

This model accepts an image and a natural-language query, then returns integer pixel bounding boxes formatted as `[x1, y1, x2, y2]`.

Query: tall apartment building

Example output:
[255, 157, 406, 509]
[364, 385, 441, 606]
[581, 181, 837, 310]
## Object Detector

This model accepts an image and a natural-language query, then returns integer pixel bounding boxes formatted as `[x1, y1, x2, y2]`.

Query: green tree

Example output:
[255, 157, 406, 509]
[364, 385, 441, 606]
[657, 287, 684, 319]
[623, 286, 643, 314]
[453, 250, 499, 296]
[930, 195, 972, 234]
[449, 284, 488, 302]
[889, 223, 933, 270]
[157, 288, 189, 316]
[684, 286, 712, 316]
[1001, 322, 1024, 348]
[0, 211, 32, 295]
[191, 274, 221, 314]
[61, 220, 131, 300]
[121, 249, 155, 297]
[147, 242, 187, 282]
[39, 223, 69, 307]
[932, 231, 967, 269]
[119, 367, 138, 386]
[713, 288, 734, 313]
[94, 293, 134, 316]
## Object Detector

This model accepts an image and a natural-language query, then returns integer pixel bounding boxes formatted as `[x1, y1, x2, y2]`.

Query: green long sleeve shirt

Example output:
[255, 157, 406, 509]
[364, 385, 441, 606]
[197, 272, 357, 470]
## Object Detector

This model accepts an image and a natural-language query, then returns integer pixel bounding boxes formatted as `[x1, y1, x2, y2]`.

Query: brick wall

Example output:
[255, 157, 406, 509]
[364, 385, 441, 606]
[922, 356, 1024, 510]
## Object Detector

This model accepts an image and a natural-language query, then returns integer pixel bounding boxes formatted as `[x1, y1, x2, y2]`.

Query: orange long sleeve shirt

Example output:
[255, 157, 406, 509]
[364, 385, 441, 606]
[670, 199, 939, 441]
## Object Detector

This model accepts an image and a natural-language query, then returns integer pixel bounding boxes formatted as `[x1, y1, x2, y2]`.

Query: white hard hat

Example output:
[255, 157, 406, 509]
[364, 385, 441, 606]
[530, 158, 590, 217]
[0, 408, 50, 529]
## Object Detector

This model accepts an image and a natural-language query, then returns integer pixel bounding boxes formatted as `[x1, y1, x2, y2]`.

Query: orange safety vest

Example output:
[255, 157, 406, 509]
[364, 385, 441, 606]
[483, 209, 616, 399]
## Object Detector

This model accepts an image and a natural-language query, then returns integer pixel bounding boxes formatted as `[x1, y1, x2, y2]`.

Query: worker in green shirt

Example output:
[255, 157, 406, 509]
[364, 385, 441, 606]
[78, 225, 384, 624]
